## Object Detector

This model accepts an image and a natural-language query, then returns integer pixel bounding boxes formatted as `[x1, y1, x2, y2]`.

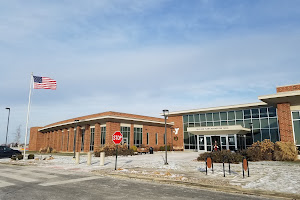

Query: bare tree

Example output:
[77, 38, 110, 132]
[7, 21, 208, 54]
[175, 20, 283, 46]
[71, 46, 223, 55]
[14, 125, 21, 146]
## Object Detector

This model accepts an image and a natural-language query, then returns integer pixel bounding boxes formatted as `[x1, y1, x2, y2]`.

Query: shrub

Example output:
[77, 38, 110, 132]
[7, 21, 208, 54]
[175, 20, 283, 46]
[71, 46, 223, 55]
[273, 141, 298, 161]
[17, 154, 23, 160]
[197, 150, 243, 164]
[159, 146, 170, 151]
[131, 146, 137, 152]
[94, 144, 134, 157]
[28, 154, 35, 159]
[46, 147, 53, 153]
[245, 140, 274, 161]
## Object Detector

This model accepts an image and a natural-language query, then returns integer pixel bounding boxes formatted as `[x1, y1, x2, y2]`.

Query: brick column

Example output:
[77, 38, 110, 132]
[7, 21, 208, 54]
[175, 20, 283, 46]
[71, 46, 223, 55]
[168, 116, 183, 149]
[62, 128, 68, 151]
[57, 130, 62, 151]
[106, 122, 120, 146]
[84, 124, 91, 152]
[69, 128, 74, 152]
[94, 123, 101, 149]
[56, 130, 60, 151]
[50, 131, 53, 148]
[75, 126, 81, 152]
[277, 103, 294, 142]
[130, 124, 134, 148]
[142, 126, 147, 146]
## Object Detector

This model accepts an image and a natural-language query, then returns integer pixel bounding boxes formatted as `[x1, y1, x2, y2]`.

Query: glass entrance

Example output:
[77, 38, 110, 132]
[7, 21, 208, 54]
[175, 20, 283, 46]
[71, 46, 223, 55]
[197, 134, 240, 152]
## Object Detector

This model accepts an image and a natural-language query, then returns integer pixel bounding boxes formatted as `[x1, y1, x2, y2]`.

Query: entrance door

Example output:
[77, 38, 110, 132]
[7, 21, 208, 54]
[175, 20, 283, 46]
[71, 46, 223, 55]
[211, 136, 221, 151]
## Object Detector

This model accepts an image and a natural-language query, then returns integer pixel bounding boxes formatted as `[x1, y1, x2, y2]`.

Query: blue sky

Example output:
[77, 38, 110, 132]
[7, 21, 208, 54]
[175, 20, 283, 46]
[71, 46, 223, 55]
[0, 0, 300, 144]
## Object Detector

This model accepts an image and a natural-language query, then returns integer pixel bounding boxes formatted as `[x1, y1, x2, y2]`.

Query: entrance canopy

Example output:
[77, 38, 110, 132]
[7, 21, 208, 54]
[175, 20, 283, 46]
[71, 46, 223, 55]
[187, 125, 251, 135]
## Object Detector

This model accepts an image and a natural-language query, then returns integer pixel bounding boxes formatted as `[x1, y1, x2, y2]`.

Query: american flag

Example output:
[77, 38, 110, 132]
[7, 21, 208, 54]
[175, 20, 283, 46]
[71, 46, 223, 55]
[33, 76, 57, 90]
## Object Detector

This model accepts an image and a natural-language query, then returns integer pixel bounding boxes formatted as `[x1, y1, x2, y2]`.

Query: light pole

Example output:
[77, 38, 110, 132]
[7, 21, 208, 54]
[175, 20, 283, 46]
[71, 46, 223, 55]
[73, 120, 79, 158]
[163, 109, 169, 165]
[249, 122, 253, 144]
[5, 108, 10, 146]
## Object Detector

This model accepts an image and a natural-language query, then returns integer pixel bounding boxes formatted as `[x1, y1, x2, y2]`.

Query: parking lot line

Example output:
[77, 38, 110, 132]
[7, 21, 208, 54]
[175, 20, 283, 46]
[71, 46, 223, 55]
[39, 176, 102, 186]
[0, 172, 37, 182]
[0, 180, 15, 188]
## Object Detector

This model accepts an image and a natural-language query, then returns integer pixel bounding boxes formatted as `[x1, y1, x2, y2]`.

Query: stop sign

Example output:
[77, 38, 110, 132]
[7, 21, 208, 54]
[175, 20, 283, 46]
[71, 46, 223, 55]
[112, 131, 123, 145]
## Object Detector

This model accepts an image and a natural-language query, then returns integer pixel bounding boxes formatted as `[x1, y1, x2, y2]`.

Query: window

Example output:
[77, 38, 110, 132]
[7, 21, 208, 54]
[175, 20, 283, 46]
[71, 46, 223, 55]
[134, 127, 143, 147]
[101, 127, 106, 146]
[81, 129, 85, 152]
[121, 126, 130, 147]
[67, 130, 69, 151]
[292, 111, 300, 146]
[90, 128, 95, 151]
[147, 133, 149, 145]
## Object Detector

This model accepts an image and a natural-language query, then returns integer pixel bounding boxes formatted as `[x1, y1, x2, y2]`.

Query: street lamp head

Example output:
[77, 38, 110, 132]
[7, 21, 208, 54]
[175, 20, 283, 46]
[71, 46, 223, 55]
[249, 122, 253, 128]
[162, 109, 169, 117]
[5, 107, 10, 110]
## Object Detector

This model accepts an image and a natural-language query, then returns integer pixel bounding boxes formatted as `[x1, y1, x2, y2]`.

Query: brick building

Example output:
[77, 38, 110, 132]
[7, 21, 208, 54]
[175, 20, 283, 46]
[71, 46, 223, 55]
[29, 83, 300, 153]
[29, 112, 173, 152]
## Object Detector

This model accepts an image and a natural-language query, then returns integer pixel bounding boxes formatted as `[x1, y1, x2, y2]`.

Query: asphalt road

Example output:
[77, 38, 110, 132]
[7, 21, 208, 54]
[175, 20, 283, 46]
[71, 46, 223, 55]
[0, 164, 273, 200]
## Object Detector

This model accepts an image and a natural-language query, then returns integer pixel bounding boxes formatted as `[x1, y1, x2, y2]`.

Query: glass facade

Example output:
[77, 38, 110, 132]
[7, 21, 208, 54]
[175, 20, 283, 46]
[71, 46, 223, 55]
[292, 111, 300, 146]
[183, 106, 280, 150]
[101, 127, 106, 147]
[134, 127, 143, 147]
[90, 128, 95, 151]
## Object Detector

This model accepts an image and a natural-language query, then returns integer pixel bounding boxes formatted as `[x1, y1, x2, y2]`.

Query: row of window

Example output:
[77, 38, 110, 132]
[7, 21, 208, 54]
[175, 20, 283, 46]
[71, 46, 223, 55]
[49, 126, 167, 151]
[183, 107, 280, 150]
[183, 107, 277, 123]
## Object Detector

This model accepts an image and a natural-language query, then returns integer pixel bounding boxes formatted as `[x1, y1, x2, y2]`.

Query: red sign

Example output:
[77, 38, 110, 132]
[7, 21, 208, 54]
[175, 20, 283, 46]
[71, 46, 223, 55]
[112, 131, 123, 145]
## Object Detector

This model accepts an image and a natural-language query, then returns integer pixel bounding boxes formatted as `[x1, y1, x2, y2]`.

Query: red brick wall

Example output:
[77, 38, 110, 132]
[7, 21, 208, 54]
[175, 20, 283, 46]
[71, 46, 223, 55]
[75, 126, 81, 152]
[94, 123, 101, 149]
[277, 103, 294, 142]
[168, 116, 184, 149]
[28, 127, 43, 151]
[277, 84, 300, 93]
[130, 124, 134, 148]
[84, 124, 91, 152]
[68, 128, 74, 152]
[276, 84, 300, 143]
[143, 125, 172, 150]
[106, 122, 121, 146]
[29, 112, 174, 151]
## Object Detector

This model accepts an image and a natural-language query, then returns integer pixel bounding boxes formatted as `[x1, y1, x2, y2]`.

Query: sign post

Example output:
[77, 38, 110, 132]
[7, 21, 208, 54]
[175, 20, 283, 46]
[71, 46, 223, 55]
[112, 131, 123, 170]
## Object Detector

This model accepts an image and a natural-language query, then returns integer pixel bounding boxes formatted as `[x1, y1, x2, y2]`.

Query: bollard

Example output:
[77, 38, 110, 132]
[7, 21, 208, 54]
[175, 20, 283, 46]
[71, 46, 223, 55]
[87, 152, 91, 165]
[100, 152, 105, 166]
[75, 152, 80, 164]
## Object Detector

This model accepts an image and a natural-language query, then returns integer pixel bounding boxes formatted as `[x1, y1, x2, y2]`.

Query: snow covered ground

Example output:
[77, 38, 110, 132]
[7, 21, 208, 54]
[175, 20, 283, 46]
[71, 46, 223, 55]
[1, 151, 299, 195]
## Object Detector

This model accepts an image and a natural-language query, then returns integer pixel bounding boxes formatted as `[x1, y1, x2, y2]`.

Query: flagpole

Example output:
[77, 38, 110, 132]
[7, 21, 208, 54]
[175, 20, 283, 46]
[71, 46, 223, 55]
[24, 72, 33, 160]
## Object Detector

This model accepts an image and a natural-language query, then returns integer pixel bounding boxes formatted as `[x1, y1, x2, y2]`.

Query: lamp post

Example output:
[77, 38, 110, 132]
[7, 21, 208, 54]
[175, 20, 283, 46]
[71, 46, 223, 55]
[73, 120, 79, 158]
[249, 123, 253, 144]
[5, 108, 10, 146]
[163, 109, 169, 165]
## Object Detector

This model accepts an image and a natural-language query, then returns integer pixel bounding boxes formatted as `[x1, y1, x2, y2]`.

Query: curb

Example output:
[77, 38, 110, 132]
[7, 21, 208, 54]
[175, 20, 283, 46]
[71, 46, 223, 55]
[97, 172, 299, 200]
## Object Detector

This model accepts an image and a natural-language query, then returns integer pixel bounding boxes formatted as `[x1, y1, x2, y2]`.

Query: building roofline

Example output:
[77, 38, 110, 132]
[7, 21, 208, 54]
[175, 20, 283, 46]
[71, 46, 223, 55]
[38, 115, 173, 132]
[165, 102, 268, 116]
[276, 83, 300, 88]
[258, 90, 300, 105]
